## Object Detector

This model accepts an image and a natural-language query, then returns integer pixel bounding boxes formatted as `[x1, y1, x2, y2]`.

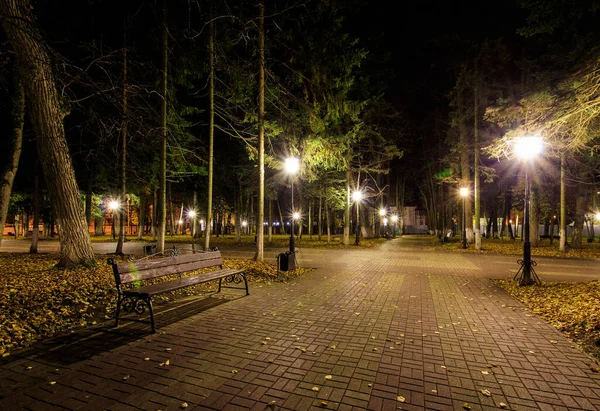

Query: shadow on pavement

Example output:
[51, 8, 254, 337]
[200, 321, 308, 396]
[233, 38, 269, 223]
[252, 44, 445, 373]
[1, 294, 231, 368]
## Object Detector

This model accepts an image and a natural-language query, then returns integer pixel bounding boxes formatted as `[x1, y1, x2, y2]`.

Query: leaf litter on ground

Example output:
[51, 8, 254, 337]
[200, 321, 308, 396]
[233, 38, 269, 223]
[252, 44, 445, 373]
[0, 252, 310, 357]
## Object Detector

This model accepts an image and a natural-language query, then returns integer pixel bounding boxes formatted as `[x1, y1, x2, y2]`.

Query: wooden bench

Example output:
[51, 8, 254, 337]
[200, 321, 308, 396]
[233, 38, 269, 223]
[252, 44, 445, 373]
[107, 248, 249, 333]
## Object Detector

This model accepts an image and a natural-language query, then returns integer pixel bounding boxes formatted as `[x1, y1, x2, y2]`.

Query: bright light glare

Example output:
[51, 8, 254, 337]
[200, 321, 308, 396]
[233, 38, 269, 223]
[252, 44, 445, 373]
[460, 187, 469, 197]
[514, 136, 544, 159]
[178, 219, 183, 225]
[241, 220, 248, 227]
[383, 218, 388, 226]
[293, 212, 300, 220]
[596, 213, 600, 221]
[379, 208, 386, 217]
[284, 157, 300, 174]
[108, 200, 119, 211]
[187, 210, 196, 219]
[352, 190, 363, 202]
[391, 215, 399, 223]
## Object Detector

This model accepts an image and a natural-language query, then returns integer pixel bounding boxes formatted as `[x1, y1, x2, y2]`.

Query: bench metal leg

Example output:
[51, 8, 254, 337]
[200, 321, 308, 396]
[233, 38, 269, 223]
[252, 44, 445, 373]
[114, 295, 123, 327]
[218, 273, 249, 295]
[147, 298, 156, 333]
[241, 272, 249, 295]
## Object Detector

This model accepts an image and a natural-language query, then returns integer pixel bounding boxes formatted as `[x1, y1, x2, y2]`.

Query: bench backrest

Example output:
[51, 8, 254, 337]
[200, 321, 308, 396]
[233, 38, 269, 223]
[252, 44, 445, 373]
[109, 251, 224, 286]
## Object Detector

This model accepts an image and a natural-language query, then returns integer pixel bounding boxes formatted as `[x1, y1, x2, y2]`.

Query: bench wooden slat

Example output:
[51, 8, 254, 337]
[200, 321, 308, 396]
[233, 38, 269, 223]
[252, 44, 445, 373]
[115, 251, 222, 275]
[117, 253, 224, 284]
[123, 268, 244, 297]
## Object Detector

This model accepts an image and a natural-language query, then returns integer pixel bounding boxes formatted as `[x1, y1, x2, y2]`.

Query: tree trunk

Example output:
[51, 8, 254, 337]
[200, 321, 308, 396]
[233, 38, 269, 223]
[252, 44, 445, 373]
[157, 0, 168, 252]
[152, 189, 157, 239]
[572, 192, 585, 249]
[308, 202, 312, 239]
[137, 193, 145, 240]
[204, 12, 215, 251]
[343, 168, 351, 245]
[325, 191, 331, 244]
[236, 188, 242, 243]
[473, 60, 481, 249]
[457, 85, 473, 243]
[277, 196, 284, 236]
[116, 35, 127, 255]
[318, 190, 322, 240]
[0, 0, 95, 266]
[85, 171, 93, 230]
[267, 199, 272, 243]
[168, 181, 174, 236]
[253, 0, 265, 261]
[571, 167, 588, 250]
[30, 159, 40, 253]
[559, 153, 567, 252]
[0, 68, 24, 248]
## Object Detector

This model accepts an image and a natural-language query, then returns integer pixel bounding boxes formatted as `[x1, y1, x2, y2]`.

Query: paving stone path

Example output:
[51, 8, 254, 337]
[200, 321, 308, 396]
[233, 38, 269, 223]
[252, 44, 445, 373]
[2, 237, 600, 410]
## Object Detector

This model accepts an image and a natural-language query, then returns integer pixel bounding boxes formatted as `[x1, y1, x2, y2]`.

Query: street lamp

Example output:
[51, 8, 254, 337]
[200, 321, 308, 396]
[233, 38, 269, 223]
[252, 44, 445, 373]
[285, 157, 300, 254]
[108, 200, 119, 240]
[352, 190, 363, 245]
[514, 135, 543, 285]
[459, 187, 469, 249]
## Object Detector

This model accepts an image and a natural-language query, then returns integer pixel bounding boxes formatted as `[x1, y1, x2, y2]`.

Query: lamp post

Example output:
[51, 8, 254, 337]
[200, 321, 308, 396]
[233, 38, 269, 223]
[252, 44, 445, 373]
[109, 200, 119, 240]
[352, 190, 363, 245]
[514, 136, 543, 285]
[459, 187, 469, 249]
[285, 157, 300, 254]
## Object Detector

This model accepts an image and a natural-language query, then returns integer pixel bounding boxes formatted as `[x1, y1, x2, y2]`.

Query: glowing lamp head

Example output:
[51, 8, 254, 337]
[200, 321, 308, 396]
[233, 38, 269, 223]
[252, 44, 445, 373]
[514, 136, 544, 160]
[391, 215, 399, 223]
[187, 210, 196, 219]
[596, 213, 600, 221]
[383, 218, 388, 226]
[284, 157, 300, 174]
[178, 219, 183, 225]
[352, 191, 363, 202]
[241, 220, 248, 227]
[292, 212, 300, 220]
[379, 208, 386, 217]
[109, 200, 119, 211]
[460, 187, 469, 197]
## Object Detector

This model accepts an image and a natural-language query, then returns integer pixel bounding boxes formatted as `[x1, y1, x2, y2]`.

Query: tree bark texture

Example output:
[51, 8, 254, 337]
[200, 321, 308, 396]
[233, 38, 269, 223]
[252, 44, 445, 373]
[343, 168, 351, 245]
[457, 87, 473, 243]
[157, 0, 168, 252]
[473, 60, 481, 249]
[0, 68, 24, 248]
[205, 13, 215, 251]
[254, 0, 265, 262]
[116, 37, 127, 255]
[0, 0, 95, 266]
[30, 159, 40, 253]
[559, 153, 567, 252]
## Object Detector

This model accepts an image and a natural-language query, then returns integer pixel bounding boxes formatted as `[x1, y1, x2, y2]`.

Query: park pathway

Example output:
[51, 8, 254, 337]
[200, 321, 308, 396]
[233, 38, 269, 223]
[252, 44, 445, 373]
[1, 237, 600, 410]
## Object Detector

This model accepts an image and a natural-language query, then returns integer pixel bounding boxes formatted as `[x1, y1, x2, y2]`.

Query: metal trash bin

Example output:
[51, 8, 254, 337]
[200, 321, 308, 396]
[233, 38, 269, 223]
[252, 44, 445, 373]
[277, 252, 289, 271]
[144, 244, 157, 255]
[277, 251, 296, 271]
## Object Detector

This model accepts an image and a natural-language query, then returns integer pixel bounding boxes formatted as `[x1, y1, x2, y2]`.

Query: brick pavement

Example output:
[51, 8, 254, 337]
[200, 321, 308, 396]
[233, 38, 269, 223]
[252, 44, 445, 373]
[2, 237, 600, 410]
